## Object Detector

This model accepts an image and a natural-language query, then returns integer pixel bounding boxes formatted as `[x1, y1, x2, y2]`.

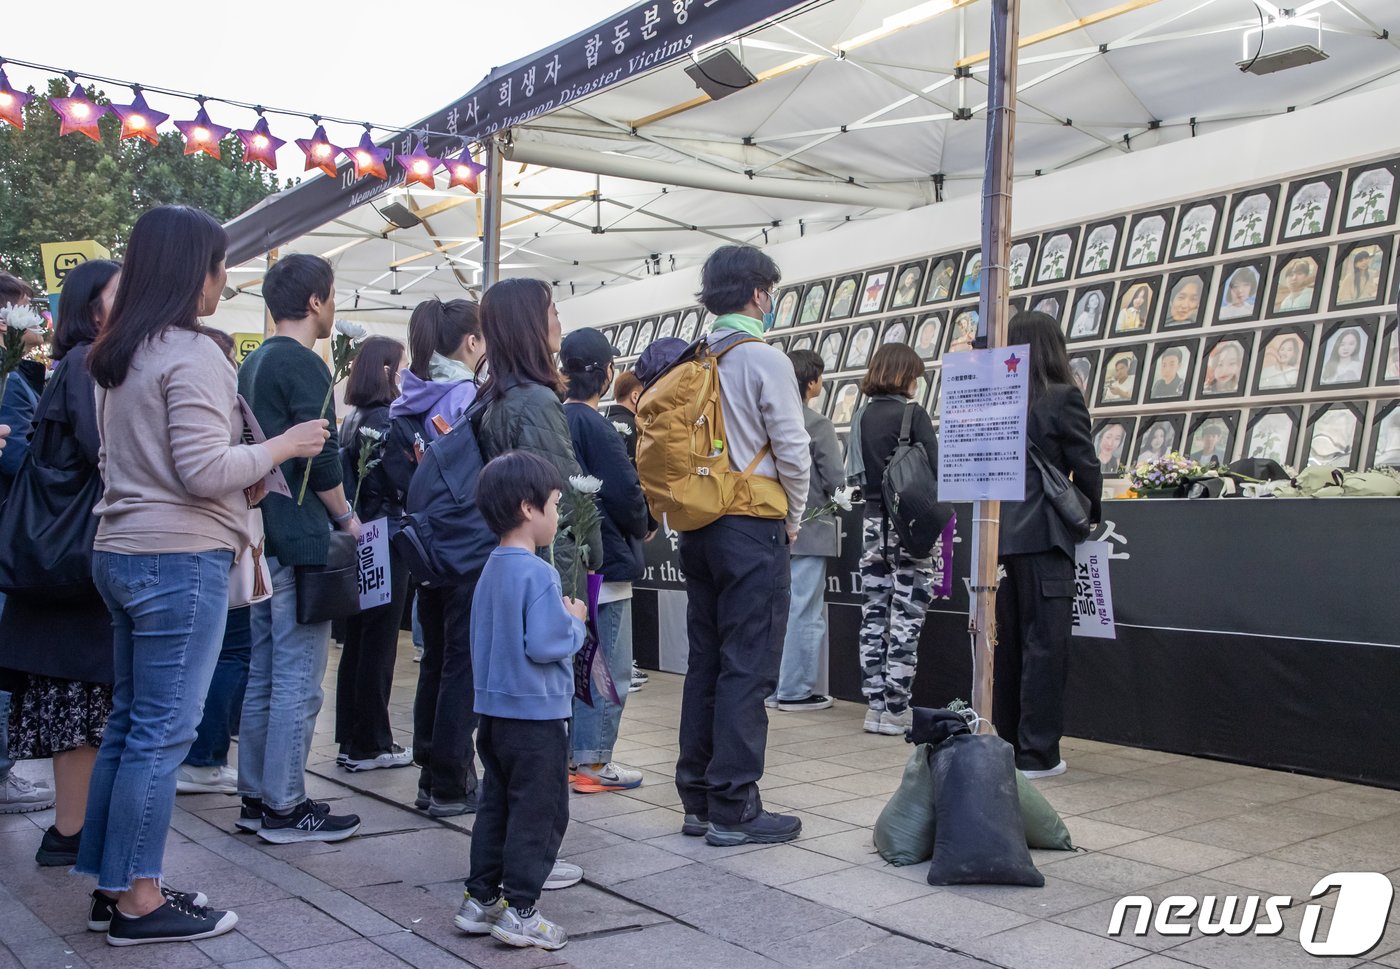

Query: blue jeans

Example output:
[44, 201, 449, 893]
[77, 550, 232, 891]
[775, 555, 829, 701]
[571, 598, 632, 764]
[238, 557, 332, 812]
[184, 606, 251, 768]
[0, 688, 13, 781]
[411, 599, 423, 649]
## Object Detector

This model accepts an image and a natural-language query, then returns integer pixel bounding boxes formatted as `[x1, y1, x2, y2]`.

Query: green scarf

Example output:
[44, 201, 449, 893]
[711, 312, 764, 339]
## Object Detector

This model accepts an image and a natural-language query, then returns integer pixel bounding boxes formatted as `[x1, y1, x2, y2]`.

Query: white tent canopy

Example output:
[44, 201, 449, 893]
[216, 0, 1400, 335]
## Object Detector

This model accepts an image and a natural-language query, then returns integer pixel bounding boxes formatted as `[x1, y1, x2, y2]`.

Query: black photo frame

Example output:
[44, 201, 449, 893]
[817, 329, 846, 373]
[857, 268, 894, 316]
[1269, 248, 1327, 317]
[1253, 325, 1311, 395]
[1186, 411, 1239, 466]
[1332, 236, 1393, 310]
[1091, 417, 1136, 475]
[1170, 197, 1225, 261]
[1124, 207, 1175, 269]
[615, 321, 637, 356]
[774, 287, 801, 330]
[946, 307, 980, 354]
[911, 314, 943, 362]
[880, 316, 912, 347]
[1380, 316, 1399, 386]
[1370, 399, 1400, 467]
[922, 369, 941, 413]
[633, 318, 658, 353]
[1111, 276, 1161, 337]
[923, 253, 962, 304]
[1068, 349, 1100, 400]
[1303, 401, 1364, 469]
[1029, 290, 1068, 325]
[1224, 186, 1279, 252]
[1009, 237, 1039, 289]
[1199, 332, 1255, 399]
[1080, 218, 1125, 277]
[957, 248, 983, 298]
[1243, 406, 1301, 467]
[844, 323, 878, 370]
[1133, 415, 1185, 464]
[790, 333, 816, 354]
[1313, 318, 1377, 391]
[798, 281, 830, 326]
[1146, 339, 1197, 403]
[1098, 344, 1146, 408]
[828, 380, 862, 426]
[1160, 266, 1214, 330]
[811, 379, 831, 418]
[657, 315, 678, 340]
[890, 261, 927, 310]
[767, 335, 790, 354]
[677, 310, 701, 342]
[1215, 258, 1269, 325]
[1280, 172, 1342, 242]
[826, 274, 861, 321]
[1067, 283, 1114, 342]
[1035, 228, 1079, 284]
[1341, 158, 1400, 232]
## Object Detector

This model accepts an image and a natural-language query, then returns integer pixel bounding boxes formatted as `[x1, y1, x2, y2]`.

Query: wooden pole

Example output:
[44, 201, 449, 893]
[969, 0, 1021, 730]
[481, 136, 505, 289]
[262, 247, 279, 338]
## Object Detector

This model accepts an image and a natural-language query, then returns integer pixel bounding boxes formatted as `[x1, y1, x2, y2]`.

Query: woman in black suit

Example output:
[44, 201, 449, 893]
[995, 311, 1101, 779]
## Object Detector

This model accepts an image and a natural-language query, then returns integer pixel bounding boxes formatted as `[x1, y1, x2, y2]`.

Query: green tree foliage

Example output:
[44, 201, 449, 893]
[0, 78, 280, 289]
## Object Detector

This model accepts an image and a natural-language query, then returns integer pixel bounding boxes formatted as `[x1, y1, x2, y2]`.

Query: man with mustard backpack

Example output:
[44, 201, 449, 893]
[635, 245, 811, 846]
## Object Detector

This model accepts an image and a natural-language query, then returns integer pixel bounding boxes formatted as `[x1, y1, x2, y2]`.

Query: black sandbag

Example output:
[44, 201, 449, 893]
[909, 707, 971, 747]
[926, 733, 1045, 887]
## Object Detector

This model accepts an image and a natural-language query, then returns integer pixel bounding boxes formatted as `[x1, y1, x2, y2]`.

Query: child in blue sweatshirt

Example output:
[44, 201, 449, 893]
[453, 451, 587, 951]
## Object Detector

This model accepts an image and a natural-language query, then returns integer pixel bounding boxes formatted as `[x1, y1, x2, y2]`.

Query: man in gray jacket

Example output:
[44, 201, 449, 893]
[768, 349, 845, 712]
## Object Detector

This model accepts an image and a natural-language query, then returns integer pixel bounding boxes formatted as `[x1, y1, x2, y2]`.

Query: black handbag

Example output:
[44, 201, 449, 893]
[294, 530, 363, 625]
[1027, 442, 1092, 544]
[0, 359, 103, 601]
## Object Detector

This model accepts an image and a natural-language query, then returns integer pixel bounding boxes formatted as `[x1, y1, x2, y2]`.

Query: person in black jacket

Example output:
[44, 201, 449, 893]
[560, 328, 650, 793]
[335, 336, 413, 772]
[995, 311, 1102, 779]
[847, 344, 940, 737]
[602, 369, 642, 464]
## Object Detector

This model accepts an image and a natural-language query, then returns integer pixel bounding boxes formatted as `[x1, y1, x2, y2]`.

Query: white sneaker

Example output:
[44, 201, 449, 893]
[216, 765, 239, 788]
[862, 709, 883, 734]
[763, 697, 779, 709]
[878, 709, 912, 737]
[1020, 760, 1068, 779]
[175, 765, 237, 795]
[342, 745, 413, 773]
[490, 906, 567, 950]
[0, 773, 54, 813]
[571, 763, 643, 792]
[543, 860, 583, 890]
[453, 893, 507, 933]
[413, 646, 423, 664]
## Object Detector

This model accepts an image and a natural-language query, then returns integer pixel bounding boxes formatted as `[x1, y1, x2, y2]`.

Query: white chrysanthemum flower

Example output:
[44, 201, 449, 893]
[359, 426, 384, 443]
[334, 319, 369, 341]
[0, 305, 45, 332]
[569, 474, 603, 494]
[832, 486, 855, 511]
[612, 421, 633, 437]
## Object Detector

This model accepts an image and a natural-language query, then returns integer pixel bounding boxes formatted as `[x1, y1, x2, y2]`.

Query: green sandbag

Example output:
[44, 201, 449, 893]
[873, 745, 1075, 865]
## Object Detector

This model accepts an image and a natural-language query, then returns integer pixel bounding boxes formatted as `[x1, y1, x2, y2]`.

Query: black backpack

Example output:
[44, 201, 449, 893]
[381, 413, 427, 505]
[881, 403, 953, 559]
[390, 405, 496, 588]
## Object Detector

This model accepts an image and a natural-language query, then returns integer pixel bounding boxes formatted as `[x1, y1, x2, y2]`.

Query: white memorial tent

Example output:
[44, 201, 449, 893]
[215, 0, 1400, 342]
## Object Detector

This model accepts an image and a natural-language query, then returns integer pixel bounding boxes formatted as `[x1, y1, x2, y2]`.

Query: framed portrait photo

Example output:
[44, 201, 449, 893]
[1224, 187, 1278, 251]
[1146, 339, 1197, 403]
[958, 249, 983, 298]
[1036, 229, 1079, 284]
[817, 329, 846, 373]
[1186, 411, 1239, 467]
[1199, 333, 1254, 399]
[798, 281, 830, 326]
[1253, 326, 1311, 395]
[1243, 406, 1301, 467]
[858, 269, 893, 315]
[1160, 267, 1214, 330]
[923, 369, 941, 412]
[657, 315, 678, 339]
[1313, 318, 1376, 391]
[826, 274, 861, 321]
[1092, 417, 1136, 475]
[1171, 197, 1225, 261]
[1068, 349, 1100, 401]
[615, 322, 637, 357]
[598, 326, 618, 348]
[1111, 277, 1160, 337]
[1304, 402, 1364, 469]
[1215, 259, 1269, 325]
[844, 324, 878, 370]
[829, 380, 862, 426]
[1270, 249, 1327, 317]
[1124, 208, 1174, 269]
[633, 318, 658, 353]
[767, 335, 790, 353]
[1341, 158, 1400, 232]
[1029, 290, 1068, 325]
[1134, 415, 1185, 465]
[923, 254, 961, 304]
[890, 261, 926, 310]
[1080, 218, 1125, 277]
[1009, 238, 1038, 289]
[677, 310, 701, 342]
[1332, 237, 1393, 310]
[1380, 317, 1399, 386]
[811, 379, 831, 417]
[1098, 345, 1145, 407]
[1370, 400, 1400, 467]
[911, 314, 943, 362]
[946, 307, 980, 354]
[790, 334, 816, 353]
[1067, 284, 1113, 342]
[880, 317, 912, 347]
[774, 287, 801, 330]
[1281, 172, 1341, 241]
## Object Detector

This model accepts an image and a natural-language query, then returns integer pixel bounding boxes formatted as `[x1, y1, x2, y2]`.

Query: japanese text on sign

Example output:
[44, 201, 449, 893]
[937, 344, 1030, 502]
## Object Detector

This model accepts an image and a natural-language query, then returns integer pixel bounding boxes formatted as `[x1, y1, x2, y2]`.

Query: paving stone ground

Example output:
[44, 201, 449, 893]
[3, 637, 1399, 969]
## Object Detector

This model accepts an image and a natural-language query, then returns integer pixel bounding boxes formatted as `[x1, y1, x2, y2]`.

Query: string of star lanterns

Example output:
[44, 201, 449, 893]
[0, 57, 486, 192]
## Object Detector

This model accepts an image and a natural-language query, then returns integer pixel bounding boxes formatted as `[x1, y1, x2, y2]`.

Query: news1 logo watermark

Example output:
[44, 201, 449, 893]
[1108, 872, 1394, 957]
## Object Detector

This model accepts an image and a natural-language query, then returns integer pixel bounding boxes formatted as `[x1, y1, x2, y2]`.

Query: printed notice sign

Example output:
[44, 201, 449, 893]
[1071, 541, 1116, 639]
[357, 517, 392, 611]
[937, 344, 1030, 502]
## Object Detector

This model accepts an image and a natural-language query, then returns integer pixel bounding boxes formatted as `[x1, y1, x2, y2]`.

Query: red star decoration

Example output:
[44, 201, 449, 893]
[0, 69, 34, 129]
[396, 143, 442, 189]
[1004, 352, 1021, 374]
[110, 90, 169, 146]
[235, 117, 285, 169]
[447, 154, 485, 192]
[49, 84, 108, 141]
[296, 124, 342, 178]
[175, 106, 231, 159]
[344, 131, 390, 181]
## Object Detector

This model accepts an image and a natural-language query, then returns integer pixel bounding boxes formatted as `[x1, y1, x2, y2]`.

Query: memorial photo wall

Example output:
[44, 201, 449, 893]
[602, 155, 1400, 472]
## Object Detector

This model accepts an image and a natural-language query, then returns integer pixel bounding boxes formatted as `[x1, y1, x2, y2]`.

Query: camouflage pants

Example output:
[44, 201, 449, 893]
[858, 517, 933, 714]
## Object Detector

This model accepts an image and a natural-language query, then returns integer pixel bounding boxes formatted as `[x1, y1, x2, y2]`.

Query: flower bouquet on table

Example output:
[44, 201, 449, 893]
[555, 474, 620, 706]
[1125, 452, 1220, 498]
[297, 320, 367, 503]
[0, 304, 46, 400]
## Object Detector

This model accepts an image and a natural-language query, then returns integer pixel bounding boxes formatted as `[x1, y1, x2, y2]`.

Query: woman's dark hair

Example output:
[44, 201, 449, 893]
[262, 253, 334, 322]
[200, 327, 238, 365]
[788, 348, 825, 393]
[89, 205, 227, 388]
[52, 259, 120, 361]
[345, 336, 404, 407]
[476, 449, 564, 537]
[1008, 310, 1074, 405]
[861, 343, 923, 397]
[562, 359, 612, 403]
[696, 245, 781, 317]
[0, 270, 34, 307]
[478, 277, 561, 397]
[407, 297, 481, 380]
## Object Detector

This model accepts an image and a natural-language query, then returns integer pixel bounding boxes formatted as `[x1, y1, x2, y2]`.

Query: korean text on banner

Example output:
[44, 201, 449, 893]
[357, 517, 392, 611]
[1071, 540, 1116, 639]
[937, 344, 1030, 502]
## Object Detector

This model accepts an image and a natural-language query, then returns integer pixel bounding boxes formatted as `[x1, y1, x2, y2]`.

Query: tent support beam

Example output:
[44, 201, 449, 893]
[482, 136, 505, 288]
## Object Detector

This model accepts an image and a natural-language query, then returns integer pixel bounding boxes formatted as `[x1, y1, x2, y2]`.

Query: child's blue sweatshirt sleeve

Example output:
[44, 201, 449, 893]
[523, 572, 587, 664]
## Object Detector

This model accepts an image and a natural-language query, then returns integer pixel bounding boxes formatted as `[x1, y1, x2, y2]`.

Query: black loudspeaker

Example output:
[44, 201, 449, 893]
[684, 50, 757, 101]
[379, 201, 422, 229]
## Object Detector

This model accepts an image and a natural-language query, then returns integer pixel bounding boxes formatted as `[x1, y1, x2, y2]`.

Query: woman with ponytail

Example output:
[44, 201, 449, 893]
[389, 297, 484, 445]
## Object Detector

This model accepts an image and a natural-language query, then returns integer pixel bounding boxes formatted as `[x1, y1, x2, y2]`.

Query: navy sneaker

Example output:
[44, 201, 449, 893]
[235, 796, 263, 833]
[705, 811, 802, 846]
[89, 888, 209, 932]
[258, 799, 360, 844]
[36, 825, 81, 867]
[105, 897, 236, 946]
[682, 813, 708, 837]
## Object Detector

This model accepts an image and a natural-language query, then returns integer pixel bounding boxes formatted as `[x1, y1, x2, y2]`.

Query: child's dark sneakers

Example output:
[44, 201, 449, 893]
[88, 888, 208, 932]
[257, 799, 360, 844]
[104, 897, 234, 946]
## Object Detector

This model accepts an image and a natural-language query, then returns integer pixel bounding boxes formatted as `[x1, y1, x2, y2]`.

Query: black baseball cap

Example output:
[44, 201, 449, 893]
[559, 327, 620, 373]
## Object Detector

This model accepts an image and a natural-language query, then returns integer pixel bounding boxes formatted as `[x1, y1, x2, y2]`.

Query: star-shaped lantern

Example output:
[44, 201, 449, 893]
[344, 131, 390, 181]
[0, 69, 34, 129]
[49, 83, 108, 141]
[235, 116, 285, 169]
[447, 153, 486, 193]
[296, 124, 342, 178]
[175, 105, 231, 158]
[110, 89, 169, 146]
[396, 143, 442, 189]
